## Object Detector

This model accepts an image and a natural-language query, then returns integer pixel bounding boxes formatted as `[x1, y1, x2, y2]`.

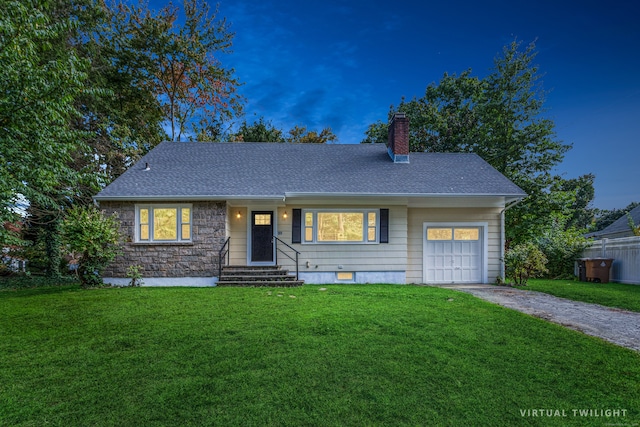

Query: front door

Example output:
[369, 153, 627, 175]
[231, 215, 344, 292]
[251, 211, 274, 263]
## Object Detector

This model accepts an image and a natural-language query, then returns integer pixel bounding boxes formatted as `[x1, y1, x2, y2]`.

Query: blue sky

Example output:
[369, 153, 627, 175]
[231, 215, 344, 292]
[200, 0, 638, 210]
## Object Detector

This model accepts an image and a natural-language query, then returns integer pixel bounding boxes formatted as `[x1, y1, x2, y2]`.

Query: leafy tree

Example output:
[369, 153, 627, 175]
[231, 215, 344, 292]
[118, 0, 243, 141]
[230, 117, 337, 143]
[0, 0, 89, 246]
[286, 125, 337, 144]
[363, 40, 591, 244]
[556, 174, 595, 230]
[60, 207, 122, 288]
[626, 213, 640, 236]
[69, 0, 167, 185]
[233, 117, 285, 142]
[536, 217, 590, 279]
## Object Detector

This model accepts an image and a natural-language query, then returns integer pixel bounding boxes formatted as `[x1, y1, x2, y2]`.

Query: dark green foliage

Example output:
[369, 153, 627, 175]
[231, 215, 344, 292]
[363, 40, 595, 245]
[233, 117, 285, 142]
[60, 207, 122, 288]
[503, 242, 548, 285]
[0, 0, 90, 231]
[231, 117, 337, 143]
[536, 219, 590, 279]
[627, 213, 640, 236]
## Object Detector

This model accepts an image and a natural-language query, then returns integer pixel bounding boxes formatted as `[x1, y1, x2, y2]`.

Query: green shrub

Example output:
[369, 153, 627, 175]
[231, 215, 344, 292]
[60, 206, 122, 288]
[536, 224, 590, 279]
[126, 265, 144, 287]
[503, 242, 548, 285]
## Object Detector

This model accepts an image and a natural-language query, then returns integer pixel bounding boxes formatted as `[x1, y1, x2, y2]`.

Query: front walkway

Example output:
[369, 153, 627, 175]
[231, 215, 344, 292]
[428, 284, 640, 352]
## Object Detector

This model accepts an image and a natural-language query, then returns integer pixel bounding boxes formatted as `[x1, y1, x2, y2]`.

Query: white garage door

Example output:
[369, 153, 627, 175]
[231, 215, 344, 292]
[423, 225, 483, 283]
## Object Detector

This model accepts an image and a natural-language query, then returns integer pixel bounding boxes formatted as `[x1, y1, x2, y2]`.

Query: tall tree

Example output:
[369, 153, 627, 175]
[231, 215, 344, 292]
[119, 0, 243, 141]
[363, 40, 590, 243]
[71, 0, 167, 185]
[0, 0, 89, 247]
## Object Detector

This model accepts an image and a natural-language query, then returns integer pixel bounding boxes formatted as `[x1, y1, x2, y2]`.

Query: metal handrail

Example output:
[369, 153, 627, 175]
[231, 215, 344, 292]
[218, 237, 230, 278]
[273, 235, 301, 280]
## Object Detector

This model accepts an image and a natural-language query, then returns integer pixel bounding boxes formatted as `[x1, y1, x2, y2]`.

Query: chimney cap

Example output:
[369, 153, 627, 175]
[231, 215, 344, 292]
[392, 112, 407, 119]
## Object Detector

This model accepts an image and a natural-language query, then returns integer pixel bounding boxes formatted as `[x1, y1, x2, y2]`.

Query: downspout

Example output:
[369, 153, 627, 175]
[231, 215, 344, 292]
[499, 197, 526, 280]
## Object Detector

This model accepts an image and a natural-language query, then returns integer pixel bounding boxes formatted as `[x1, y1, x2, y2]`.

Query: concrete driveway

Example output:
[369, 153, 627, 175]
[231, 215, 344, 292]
[429, 284, 640, 352]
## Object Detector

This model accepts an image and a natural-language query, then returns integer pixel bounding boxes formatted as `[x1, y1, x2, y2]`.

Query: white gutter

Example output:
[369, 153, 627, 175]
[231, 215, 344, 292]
[284, 192, 526, 199]
[94, 192, 526, 203]
[93, 194, 286, 202]
[499, 197, 527, 279]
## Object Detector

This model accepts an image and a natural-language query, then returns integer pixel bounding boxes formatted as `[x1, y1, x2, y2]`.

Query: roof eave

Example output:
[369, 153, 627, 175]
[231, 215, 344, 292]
[93, 194, 286, 202]
[284, 192, 526, 199]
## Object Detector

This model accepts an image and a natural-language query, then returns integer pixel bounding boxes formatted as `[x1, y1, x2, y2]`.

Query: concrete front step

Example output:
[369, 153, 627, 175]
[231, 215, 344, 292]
[222, 265, 282, 271]
[221, 270, 291, 276]
[218, 265, 304, 287]
[219, 275, 298, 282]
[217, 280, 304, 287]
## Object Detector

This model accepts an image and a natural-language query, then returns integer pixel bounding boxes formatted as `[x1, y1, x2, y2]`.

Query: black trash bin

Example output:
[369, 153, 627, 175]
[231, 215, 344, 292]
[576, 258, 588, 282]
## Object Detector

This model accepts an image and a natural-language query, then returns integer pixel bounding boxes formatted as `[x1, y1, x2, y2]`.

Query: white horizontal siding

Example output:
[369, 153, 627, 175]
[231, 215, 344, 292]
[277, 205, 407, 276]
[228, 207, 248, 265]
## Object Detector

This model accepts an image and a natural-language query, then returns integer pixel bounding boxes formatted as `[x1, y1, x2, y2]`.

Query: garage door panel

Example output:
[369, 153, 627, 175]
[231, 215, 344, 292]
[424, 225, 482, 284]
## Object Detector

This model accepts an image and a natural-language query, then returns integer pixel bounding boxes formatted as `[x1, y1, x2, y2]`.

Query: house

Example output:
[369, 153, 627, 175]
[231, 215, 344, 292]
[94, 113, 526, 286]
[586, 205, 640, 240]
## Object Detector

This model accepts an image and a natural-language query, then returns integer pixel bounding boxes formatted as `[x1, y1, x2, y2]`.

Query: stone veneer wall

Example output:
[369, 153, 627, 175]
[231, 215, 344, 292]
[100, 201, 227, 278]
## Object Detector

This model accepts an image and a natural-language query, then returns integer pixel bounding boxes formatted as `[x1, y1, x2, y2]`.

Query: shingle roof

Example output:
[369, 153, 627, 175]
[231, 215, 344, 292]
[586, 205, 640, 239]
[94, 142, 526, 200]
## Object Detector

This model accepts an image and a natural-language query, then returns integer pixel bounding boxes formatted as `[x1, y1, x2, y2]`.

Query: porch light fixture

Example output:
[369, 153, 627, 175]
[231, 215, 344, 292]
[236, 211, 241, 219]
[283, 211, 288, 219]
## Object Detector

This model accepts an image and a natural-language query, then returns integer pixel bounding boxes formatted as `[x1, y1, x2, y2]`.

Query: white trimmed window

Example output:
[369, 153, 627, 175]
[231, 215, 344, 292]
[136, 204, 192, 243]
[303, 209, 378, 244]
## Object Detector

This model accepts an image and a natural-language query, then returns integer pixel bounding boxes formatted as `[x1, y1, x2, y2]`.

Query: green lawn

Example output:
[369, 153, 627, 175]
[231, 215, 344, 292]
[516, 279, 640, 312]
[1, 284, 638, 426]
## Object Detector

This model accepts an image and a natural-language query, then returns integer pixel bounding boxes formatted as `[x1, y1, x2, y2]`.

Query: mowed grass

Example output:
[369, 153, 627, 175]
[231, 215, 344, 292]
[516, 279, 640, 312]
[1, 284, 639, 426]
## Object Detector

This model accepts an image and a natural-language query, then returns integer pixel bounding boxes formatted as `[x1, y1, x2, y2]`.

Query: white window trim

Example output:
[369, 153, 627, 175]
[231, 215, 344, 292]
[302, 209, 379, 244]
[135, 204, 193, 243]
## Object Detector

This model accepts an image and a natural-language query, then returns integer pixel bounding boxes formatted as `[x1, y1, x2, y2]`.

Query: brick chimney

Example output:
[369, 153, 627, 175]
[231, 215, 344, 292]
[387, 112, 409, 163]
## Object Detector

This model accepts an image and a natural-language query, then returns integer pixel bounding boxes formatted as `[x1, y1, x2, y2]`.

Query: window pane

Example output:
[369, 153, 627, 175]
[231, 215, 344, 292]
[254, 214, 271, 225]
[305, 227, 313, 242]
[368, 227, 376, 242]
[181, 208, 190, 224]
[182, 224, 191, 240]
[427, 228, 452, 240]
[154, 208, 177, 240]
[454, 228, 479, 240]
[368, 212, 376, 226]
[305, 212, 313, 227]
[140, 224, 149, 240]
[317, 212, 364, 242]
[140, 208, 149, 224]
[336, 272, 354, 281]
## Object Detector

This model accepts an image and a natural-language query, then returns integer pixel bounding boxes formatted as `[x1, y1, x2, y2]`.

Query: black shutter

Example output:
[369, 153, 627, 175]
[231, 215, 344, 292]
[292, 209, 302, 243]
[380, 209, 389, 243]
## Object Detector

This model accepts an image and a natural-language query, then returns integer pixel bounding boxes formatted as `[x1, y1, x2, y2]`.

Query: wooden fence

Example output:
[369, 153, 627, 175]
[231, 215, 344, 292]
[582, 236, 640, 285]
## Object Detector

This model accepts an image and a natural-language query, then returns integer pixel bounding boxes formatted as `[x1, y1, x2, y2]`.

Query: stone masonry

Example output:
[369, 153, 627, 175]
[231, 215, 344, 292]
[100, 201, 227, 278]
